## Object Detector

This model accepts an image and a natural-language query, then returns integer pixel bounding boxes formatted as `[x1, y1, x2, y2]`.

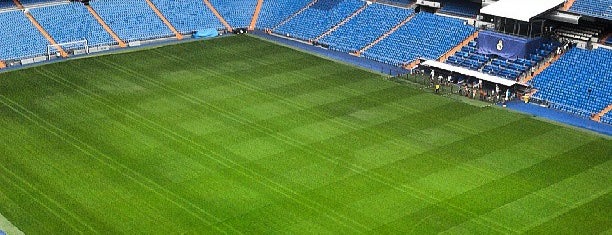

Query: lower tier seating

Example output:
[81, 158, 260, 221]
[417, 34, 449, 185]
[363, 12, 475, 66]
[210, 0, 257, 29]
[30, 3, 115, 47]
[91, 0, 173, 42]
[318, 3, 414, 53]
[0, 10, 49, 60]
[150, 0, 223, 34]
[275, 0, 364, 41]
[531, 47, 612, 118]
[602, 113, 612, 125]
[256, 0, 312, 30]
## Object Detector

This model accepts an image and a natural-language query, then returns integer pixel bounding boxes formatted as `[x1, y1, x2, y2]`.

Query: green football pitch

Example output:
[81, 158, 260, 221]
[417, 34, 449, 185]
[0, 35, 609, 234]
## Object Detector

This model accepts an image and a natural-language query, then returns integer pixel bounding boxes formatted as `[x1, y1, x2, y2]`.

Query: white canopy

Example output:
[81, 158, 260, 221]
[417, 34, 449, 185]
[480, 0, 565, 22]
[421, 60, 518, 87]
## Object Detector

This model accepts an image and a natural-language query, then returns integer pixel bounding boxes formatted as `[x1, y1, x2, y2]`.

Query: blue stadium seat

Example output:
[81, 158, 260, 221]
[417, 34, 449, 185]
[209, 0, 257, 29]
[257, 0, 312, 30]
[531, 47, 612, 119]
[150, 0, 223, 34]
[437, 0, 480, 18]
[0, 10, 49, 60]
[568, 0, 612, 21]
[0, 1, 15, 9]
[90, 0, 173, 42]
[29, 3, 115, 47]
[362, 12, 475, 66]
[275, 0, 364, 41]
[318, 3, 414, 53]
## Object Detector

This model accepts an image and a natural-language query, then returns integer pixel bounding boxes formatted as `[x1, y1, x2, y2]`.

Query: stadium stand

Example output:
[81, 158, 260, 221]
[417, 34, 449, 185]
[256, 0, 312, 30]
[601, 111, 612, 124]
[0, 1, 15, 8]
[0, 10, 49, 60]
[531, 47, 612, 119]
[362, 12, 475, 66]
[445, 39, 557, 80]
[437, 0, 480, 18]
[209, 0, 258, 29]
[149, 0, 223, 34]
[568, 0, 612, 21]
[90, 0, 173, 42]
[275, 0, 364, 41]
[29, 3, 115, 47]
[19, 0, 65, 5]
[380, 0, 414, 5]
[318, 3, 414, 53]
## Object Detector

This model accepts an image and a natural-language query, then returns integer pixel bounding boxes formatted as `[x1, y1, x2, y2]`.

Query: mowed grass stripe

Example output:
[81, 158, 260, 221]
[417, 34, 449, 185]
[0, 95, 233, 233]
[0, 35, 609, 233]
[47, 54, 394, 229]
[92, 44, 371, 231]
[372, 138, 610, 233]
[218, 106, 527, 230]
[443, 159, 611, 234]
[524, 192, 611, 234]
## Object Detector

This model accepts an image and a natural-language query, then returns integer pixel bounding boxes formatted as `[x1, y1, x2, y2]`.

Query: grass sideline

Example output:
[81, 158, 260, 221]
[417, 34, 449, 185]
[0, 35, 610, 233]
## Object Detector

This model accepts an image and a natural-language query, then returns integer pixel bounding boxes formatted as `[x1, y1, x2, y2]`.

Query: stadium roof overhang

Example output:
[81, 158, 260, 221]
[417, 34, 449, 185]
[421, 60, 518, 87]
[480, 0, 565, 22]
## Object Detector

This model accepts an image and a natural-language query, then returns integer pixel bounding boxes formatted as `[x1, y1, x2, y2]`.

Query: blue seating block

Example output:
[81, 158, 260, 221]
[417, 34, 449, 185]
[30, 3, 115, 47]
[91, 0, 173, 42]
[257, 0, 312, 29]
[531, 47, 612, 118]
[363, 12, 475, 66]
[150, 0, 223, 34]
[319, 3, 413, 53]
[209, 0, 257, 29]
[569, 0, 612, 21]
[275, 0, 364, 41]
[0, 10, 49, 60]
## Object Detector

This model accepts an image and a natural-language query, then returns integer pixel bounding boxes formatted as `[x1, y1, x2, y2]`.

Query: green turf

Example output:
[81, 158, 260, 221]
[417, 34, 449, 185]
[0, 35, 609, 234]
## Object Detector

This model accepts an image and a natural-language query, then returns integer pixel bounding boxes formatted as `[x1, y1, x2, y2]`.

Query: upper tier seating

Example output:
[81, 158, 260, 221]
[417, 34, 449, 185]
[29, 3, 114, 47]
[437, 0, 480, 18]
[0, 10, 49, 60]
[256, 0, 312, 30]
[149, 0, 223, 34]
[90, 0, 173, 42]
[19, 0, 65, 5]
[381, 0, 414, 4]
[0, 1, 15, 8]
[319, 4, 414, 53]
[275, 0, 364, 41]
[569, 0, 612, 21]
[210, 0, 257, 29]
[531, 47, 612, 118]
[363, 12, 475, 66]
